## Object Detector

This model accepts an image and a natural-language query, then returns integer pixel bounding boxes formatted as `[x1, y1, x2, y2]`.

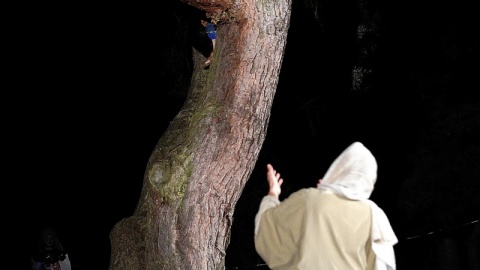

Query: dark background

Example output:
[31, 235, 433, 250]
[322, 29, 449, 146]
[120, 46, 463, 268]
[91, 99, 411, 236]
[12, 0, 479, 269]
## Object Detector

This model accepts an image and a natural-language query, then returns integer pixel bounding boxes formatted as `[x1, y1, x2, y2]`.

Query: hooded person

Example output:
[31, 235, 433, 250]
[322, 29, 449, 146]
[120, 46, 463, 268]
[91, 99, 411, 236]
[31, 227, 72, 270]
[254, 141, 398, 270]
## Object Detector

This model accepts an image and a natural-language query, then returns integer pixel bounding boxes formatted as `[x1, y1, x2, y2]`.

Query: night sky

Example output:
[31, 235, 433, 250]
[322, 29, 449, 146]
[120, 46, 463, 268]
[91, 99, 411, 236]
[13, 0, 479, 269]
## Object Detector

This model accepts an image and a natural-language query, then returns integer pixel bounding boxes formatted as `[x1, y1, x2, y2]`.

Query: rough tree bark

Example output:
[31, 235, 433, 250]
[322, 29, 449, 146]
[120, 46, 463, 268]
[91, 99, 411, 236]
[108, 0, 292, 269]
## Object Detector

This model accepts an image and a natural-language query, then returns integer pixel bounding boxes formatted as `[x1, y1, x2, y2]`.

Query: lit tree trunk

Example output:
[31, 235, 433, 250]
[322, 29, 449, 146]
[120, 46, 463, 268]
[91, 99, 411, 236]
[108, 0, 292, 269]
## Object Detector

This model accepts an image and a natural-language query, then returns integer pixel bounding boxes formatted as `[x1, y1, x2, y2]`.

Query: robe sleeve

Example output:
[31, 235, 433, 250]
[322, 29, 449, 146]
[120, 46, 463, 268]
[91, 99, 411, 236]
[254, 195, 280, 237]
[254, 190, 313, 269]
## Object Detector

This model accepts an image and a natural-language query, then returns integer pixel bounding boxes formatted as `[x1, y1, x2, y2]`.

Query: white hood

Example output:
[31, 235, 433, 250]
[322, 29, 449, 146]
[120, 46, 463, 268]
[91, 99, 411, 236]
[319, 141, 398, 270]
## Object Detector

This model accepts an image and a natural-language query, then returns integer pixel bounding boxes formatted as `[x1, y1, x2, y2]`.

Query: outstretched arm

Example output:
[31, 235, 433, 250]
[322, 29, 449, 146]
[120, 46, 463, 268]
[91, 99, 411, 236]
[254, 163, 283, 237]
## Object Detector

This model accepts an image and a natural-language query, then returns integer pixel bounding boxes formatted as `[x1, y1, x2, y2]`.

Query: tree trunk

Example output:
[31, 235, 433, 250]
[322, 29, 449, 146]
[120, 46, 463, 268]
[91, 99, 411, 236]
[109, 0, 292, 269]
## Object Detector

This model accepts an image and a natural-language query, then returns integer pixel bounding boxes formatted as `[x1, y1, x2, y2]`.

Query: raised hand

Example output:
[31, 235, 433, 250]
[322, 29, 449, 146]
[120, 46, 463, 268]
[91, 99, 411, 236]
[266, 164, 283, 198]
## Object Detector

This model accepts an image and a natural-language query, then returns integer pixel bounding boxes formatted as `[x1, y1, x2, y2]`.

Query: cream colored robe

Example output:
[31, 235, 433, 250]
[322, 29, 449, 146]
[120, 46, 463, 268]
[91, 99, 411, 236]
[254, 142, 397, 270]
[255, 188, 375, 270]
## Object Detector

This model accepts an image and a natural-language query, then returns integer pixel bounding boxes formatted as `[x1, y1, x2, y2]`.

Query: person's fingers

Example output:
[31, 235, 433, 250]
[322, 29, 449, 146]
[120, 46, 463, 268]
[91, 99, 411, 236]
[316, 179, 323, 188]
